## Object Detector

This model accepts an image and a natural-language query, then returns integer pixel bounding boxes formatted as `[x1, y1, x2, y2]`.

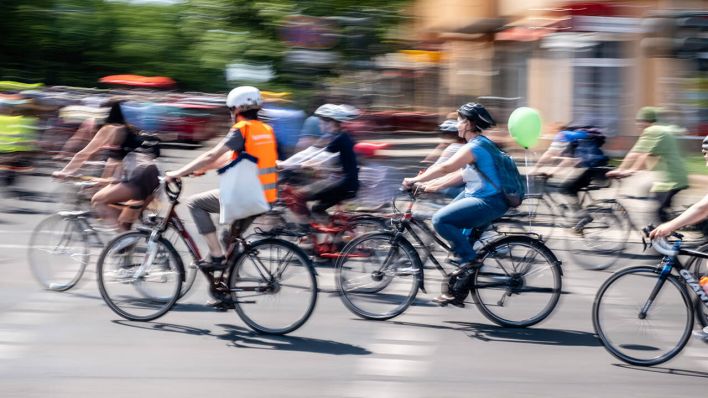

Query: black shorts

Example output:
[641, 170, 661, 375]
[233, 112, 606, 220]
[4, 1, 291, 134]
[123, 164, 160, 200]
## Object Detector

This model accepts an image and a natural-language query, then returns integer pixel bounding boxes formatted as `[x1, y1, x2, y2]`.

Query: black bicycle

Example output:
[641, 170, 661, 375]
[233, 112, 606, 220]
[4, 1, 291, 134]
[592, 226, 708, 366]
[335, 188, 563, 327]
[96, 178, 318, 335]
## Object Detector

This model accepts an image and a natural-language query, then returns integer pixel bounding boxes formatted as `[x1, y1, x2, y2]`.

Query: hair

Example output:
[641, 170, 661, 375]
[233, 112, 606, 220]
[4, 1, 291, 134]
[104, 101, 126, 125]
[237, 108, 260, 120]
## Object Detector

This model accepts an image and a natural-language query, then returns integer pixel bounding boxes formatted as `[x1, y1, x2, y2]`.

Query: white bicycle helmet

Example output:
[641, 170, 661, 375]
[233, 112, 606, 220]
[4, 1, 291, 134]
[226, 86, 263, 111]
[314, 104, 359, 122]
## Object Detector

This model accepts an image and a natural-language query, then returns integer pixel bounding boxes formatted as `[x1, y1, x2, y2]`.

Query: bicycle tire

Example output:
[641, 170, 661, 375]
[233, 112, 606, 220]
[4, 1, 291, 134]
[592, 266, 694, 366]
[472, 235, 562, 327]
[97, 231, 184, 322]
[564, 200, 630, 271]
[28, 214, 89, 291]
[230, 238, 317, 335]
[335, 231, 422, 321]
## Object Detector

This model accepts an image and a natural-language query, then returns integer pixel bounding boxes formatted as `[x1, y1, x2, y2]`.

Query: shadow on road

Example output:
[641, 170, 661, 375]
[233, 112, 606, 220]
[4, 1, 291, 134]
[387, 319, 601, 347]
[613, 363, 708, 379]
[111, 320, 371, 356]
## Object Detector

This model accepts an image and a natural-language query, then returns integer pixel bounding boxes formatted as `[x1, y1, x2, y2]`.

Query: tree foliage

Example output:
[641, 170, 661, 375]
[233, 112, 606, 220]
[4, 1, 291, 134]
[0, 0, 408, 93]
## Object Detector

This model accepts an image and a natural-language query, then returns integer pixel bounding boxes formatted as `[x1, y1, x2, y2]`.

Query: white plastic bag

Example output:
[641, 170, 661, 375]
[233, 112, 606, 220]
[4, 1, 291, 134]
[218, 153, 270, 224]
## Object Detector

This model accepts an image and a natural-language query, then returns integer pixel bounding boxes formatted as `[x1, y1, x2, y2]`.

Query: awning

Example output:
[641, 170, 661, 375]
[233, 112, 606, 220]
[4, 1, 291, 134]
[99, 75, 176, 88]
[454, 17, 508, 34]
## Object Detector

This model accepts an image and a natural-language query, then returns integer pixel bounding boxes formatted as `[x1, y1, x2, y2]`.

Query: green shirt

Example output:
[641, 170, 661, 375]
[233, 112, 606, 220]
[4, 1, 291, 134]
[630, 125, 689, 192]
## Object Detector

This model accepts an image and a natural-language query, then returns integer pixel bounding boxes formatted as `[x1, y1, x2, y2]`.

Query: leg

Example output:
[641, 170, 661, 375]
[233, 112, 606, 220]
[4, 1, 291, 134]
[432, 195, 508, 263]
[91, 183, 139, 229]
[186, 189, 223, 258]
[654, 189, 682, 223]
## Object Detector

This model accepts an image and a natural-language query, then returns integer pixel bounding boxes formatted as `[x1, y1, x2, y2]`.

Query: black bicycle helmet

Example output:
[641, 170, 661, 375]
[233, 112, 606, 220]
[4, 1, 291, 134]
[457, 102, 495, 132]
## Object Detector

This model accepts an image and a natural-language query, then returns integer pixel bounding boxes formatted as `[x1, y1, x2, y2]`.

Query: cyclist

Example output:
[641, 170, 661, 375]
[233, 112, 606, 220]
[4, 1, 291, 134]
[650, 135, 708, 341]
[165, 86, 278, 271]
[530, 123, 609, 231]
[277, 104, 360, 222]
[403, 102, 508, 305]
[607, 107, 689, 223]
[52, 100, 160, 230]
[417, 119, 466, 199]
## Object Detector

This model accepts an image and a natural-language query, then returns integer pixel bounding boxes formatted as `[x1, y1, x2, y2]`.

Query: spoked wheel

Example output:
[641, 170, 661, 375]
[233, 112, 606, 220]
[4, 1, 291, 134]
[473, 235, 562, 327]
[686, 243, 708, 329]
[230, 238, 317, 335]
[336, 232, 421, 320]
[28, 214, 89, 291]
[592, 266, 693, 366]
[564, 200, 630, 271]
[97, 231, 183, 322]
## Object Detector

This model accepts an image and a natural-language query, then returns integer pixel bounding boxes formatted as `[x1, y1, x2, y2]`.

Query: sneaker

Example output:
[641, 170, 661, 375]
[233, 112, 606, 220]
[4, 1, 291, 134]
[206, 298, 235, 311]
[432, 293, 465, 308]
[571, 215, 594, 235]
[197, 256, 227, 271]
[692, 327, 708, 343]
[447, 257, 484, 270]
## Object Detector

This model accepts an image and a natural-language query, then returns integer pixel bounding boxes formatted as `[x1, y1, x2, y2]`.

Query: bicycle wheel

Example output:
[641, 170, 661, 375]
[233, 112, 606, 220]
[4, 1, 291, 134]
[336, 232, 421, 320]
[564, 200, 630, 270]
[230, 238, 317, 335]
[28, 214, 89, 291]
[97, 231, 183, 322]
[592, 266, 694, 366]
[473, 235, 562, 327]
[686, 243, 708, 328]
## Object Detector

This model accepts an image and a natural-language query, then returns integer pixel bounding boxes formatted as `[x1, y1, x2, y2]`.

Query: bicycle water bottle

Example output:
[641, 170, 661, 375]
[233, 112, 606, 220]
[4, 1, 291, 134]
[700, 276, 708, 296]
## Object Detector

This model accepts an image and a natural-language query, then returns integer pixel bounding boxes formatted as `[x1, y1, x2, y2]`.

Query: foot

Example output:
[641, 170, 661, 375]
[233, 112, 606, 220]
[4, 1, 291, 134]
[197, 255, 227, 271]
[692, 327, 708, 343]
[206, 298, 235, 311]
[571, 215, 594, 235]
[432, 293, 465, 308]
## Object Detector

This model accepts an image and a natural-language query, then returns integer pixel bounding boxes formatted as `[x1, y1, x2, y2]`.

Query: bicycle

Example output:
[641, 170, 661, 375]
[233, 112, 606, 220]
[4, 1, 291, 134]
[335, 187, 563, 326]
[247, 169, 388, 265]
[592, 226, 708, 366]
[96, 178, 318, 335]
[524, 170, 632, 270]
[28, 176, 198, 296]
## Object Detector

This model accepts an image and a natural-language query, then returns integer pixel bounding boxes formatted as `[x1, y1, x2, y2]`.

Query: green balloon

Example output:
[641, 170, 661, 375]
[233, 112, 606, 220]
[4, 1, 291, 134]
[508, 107, 542, 149]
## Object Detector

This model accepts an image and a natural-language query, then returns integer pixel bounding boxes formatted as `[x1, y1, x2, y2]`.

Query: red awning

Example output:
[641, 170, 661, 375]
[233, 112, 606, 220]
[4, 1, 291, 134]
[99, 75, 176, 88]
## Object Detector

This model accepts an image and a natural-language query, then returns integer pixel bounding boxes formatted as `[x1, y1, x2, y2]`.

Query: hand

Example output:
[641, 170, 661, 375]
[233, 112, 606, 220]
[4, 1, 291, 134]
[52, 171, 68, 180]
[164, 171, 180, 183]
[402, 177, 416, 189]
[649, 223, 674, 239]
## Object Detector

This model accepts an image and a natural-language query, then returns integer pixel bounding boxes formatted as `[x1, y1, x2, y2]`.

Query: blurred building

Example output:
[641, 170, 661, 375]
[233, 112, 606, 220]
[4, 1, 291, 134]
[408, 0, 706, 151]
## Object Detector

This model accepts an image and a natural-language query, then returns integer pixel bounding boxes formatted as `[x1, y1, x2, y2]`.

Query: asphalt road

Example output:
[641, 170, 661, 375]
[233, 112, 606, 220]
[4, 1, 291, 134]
[0, 142, 706, 398]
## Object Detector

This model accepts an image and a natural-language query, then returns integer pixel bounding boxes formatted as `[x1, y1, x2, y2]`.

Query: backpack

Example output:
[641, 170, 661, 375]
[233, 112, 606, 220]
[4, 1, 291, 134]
[473, 136, 526, 207]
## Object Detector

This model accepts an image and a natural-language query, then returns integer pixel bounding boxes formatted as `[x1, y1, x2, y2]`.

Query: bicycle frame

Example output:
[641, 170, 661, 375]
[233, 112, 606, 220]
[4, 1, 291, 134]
[641, 239, 708, 318]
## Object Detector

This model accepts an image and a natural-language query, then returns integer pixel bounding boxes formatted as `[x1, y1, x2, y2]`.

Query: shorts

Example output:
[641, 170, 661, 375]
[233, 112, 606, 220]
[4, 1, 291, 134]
[123, 164, 160, 200]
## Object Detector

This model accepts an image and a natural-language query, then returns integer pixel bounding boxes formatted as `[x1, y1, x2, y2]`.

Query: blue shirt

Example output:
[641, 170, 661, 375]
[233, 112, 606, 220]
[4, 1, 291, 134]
[462, 136, 501, 198]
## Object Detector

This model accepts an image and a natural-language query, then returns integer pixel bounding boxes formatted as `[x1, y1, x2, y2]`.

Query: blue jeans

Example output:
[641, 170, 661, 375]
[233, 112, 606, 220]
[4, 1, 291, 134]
[432, 193, 508, 263]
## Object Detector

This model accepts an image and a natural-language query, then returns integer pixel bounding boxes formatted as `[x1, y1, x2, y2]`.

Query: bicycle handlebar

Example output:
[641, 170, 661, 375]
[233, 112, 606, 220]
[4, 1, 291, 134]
[641, 224, 682, 257]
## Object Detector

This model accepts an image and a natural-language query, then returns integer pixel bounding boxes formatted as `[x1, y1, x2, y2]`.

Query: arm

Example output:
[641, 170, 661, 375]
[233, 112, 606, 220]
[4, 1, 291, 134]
[168, 140, 231, 178]
[421, 170, 463, 192]
[57, 124, 116, 176]
[650, 194, 708, 238]
[530, 147, 562, 174]
[404, 145, 474, 186]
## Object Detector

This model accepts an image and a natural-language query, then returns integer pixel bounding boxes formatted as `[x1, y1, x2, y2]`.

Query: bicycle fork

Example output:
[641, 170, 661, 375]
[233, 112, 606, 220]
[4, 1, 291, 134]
[639, 261, 672, 319]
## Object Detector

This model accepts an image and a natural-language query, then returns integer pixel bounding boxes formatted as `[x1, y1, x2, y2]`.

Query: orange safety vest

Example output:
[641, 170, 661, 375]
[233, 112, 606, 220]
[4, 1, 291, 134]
[229, 119, 278, 203]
